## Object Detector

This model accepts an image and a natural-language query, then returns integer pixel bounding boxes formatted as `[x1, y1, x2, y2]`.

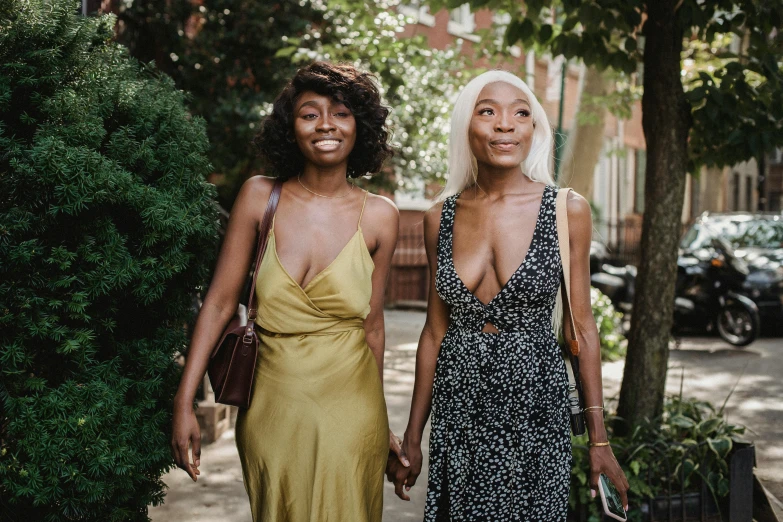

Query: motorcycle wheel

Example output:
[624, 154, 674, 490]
[716, 304, 759, 347]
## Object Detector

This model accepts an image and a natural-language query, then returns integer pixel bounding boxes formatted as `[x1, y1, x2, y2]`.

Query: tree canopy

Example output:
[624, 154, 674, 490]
[452, 0, 783, 427]
[116, 0, 474, 204]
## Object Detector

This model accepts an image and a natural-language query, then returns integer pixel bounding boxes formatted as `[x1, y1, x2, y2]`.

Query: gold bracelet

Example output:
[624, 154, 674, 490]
[583, 406, 604, 412]
[589, 441, 611, 447]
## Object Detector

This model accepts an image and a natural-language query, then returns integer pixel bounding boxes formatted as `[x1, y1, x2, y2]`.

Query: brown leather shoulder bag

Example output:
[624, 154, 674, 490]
[207, 179, 282, 408]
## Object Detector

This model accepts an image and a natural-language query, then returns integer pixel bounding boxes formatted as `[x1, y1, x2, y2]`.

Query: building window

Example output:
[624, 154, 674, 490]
[634, 149, 646, 214]
[398, 1, 435, 27]
[732, 172, 741, 210]
[746, 175, 753, 211]
[448, 4, 478, 40]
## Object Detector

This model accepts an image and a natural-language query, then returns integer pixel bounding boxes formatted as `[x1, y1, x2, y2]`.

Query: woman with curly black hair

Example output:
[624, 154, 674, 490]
[171, 62, 406, 521]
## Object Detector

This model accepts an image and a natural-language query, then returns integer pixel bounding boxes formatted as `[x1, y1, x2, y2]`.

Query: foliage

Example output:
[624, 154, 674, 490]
[591, 287, 626, 362]
[275, 0, 476, 196]
[446, 0, 783, 172]
[452, 0, 783, 429]
[570, 396, 746, 521]
[475, 15, 642, 124]
[114, 0, 321, 208]
[116, 0, 475, 204]
[0, 2, 219, 520]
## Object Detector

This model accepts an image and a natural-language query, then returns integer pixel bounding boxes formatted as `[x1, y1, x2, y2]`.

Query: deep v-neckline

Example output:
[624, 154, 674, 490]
[272, 228, 363, 294]
[450, 185, 548, 308]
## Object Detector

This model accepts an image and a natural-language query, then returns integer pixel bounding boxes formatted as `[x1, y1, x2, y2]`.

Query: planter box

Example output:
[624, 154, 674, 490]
[571, 442, 756, 522]
[636, 491, 720, 522]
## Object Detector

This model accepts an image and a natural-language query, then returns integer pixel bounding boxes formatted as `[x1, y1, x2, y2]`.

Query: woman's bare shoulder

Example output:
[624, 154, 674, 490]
[364, 191, 399, 222]
[564, 188, 591, 221]
[232, 176, 278, 215]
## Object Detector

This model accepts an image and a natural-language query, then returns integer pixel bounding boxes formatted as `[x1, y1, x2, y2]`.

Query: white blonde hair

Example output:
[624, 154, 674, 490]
[438, 70, 555, 201]
[437, 70, 565, 334]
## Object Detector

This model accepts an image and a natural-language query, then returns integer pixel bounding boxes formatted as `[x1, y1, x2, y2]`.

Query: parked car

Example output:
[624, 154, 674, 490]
[679, 212, 783, 333]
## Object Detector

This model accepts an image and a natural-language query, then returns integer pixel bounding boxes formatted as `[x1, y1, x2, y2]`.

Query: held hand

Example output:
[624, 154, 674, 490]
[399, 436, 423, 495]
[589, 445, 630, 511]
[171, 404, 201, 482]
[386, 453, 412, 501]
[387, 430, 411, 501]
[389, 430, 410, 467]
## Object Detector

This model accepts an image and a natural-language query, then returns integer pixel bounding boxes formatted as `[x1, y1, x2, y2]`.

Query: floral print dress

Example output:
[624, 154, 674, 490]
[425, 185, 571, 521]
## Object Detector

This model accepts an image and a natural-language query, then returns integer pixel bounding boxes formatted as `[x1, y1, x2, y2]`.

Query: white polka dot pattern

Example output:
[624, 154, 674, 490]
[425, 185, 571, 521]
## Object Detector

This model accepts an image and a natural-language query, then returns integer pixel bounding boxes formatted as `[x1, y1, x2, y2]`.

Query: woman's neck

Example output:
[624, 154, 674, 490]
[471, 165, 538, 199]
[300, 163, 352, 194]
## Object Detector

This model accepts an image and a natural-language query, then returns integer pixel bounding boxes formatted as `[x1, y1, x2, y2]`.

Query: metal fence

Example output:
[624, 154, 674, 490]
[593, 218, 643, 267]
[569, 440, 754, 522]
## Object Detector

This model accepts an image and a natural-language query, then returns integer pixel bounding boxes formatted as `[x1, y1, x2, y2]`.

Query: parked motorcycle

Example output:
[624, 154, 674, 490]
[589, 235, 760, 347]
[674, 235, 760, 347]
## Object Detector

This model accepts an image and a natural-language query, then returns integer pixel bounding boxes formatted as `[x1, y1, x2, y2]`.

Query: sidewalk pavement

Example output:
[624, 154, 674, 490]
[151, 310, 783, 522]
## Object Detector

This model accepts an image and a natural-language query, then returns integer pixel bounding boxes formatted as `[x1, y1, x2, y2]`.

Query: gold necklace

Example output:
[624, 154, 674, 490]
[298, 174, 355, 199]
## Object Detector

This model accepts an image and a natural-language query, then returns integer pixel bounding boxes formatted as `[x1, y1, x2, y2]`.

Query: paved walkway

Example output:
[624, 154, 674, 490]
[151, 310, 782, 521]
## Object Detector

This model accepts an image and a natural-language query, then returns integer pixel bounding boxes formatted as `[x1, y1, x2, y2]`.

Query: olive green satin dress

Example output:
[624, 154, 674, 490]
[235, 193, 388, 522]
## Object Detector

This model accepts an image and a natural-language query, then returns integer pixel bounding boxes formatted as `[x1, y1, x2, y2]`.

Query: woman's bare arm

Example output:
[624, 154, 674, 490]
[174, 176, 274, 407]
[171, 176, 273, 480]
[565, 191, 629, 506]
[564, 193, 607, 441]
[362, 194, 400, 380]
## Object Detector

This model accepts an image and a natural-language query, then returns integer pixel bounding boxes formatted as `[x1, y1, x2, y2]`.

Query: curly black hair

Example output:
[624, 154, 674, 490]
[254, 62, 394, 179]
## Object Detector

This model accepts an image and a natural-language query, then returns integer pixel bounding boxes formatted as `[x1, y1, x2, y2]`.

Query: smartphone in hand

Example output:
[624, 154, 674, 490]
[598, 473, 627, 521]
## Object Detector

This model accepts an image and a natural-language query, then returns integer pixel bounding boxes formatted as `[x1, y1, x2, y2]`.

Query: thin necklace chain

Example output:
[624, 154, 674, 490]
[297, 174, 355, 199]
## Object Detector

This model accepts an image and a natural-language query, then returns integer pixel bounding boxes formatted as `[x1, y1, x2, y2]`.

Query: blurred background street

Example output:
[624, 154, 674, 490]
[151, 310, 783, 522]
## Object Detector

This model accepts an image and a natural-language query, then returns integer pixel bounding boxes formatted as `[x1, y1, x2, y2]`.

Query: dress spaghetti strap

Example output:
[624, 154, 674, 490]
[358, 190, 369, 230]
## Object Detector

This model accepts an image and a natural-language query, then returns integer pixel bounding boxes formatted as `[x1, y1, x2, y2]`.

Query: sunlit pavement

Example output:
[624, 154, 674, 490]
[151, 309, 782, 521]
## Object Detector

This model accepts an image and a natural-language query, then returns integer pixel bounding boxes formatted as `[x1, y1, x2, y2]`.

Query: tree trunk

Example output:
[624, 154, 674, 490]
[616, 0, 692, 431]
[561, 66, 609, 200]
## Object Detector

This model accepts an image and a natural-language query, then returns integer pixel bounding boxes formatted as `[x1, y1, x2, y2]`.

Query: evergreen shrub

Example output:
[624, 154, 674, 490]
[0, 2, 218, 520]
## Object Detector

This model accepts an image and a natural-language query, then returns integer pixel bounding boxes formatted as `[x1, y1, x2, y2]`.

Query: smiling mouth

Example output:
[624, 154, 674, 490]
[313, 138, 342, 151]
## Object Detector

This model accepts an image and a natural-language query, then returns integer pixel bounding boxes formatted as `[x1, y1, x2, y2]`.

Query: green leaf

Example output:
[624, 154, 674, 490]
[718, 477, 730, 497]
[707, 437, 732, 459]
[697, 417, 723, 436]
[669, 414, 696, 429]
[519, 19, 535, 42]
[505, 19, 524, 47]
[274, 46, 299, 59]
[539, 24, 553, 43]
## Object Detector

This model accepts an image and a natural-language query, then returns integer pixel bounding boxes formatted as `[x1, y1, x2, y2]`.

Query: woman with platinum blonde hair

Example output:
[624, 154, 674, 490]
[387, 70, 629, 520]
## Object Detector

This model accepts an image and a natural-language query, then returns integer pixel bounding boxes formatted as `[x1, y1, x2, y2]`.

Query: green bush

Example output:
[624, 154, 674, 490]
[570, 396, 746, 522]
[591, 286, 627, 361]
[0, 2, 218, 520]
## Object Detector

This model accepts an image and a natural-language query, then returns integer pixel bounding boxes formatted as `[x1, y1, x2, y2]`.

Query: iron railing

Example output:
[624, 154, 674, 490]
[570, 440, 754, 522]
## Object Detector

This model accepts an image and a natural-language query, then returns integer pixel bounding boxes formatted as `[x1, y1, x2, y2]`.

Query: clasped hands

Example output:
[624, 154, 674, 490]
[386, 432, 422, 501]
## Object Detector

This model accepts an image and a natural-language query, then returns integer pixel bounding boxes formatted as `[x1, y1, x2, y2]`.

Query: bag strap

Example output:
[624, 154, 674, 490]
[555, 187, 585, 411]
[245, 179, 283, 328]
[555, 188, 579, 356]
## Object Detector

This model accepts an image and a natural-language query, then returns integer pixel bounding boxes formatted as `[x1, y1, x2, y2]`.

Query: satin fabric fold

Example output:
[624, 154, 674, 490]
[235, 228, 388, 522]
